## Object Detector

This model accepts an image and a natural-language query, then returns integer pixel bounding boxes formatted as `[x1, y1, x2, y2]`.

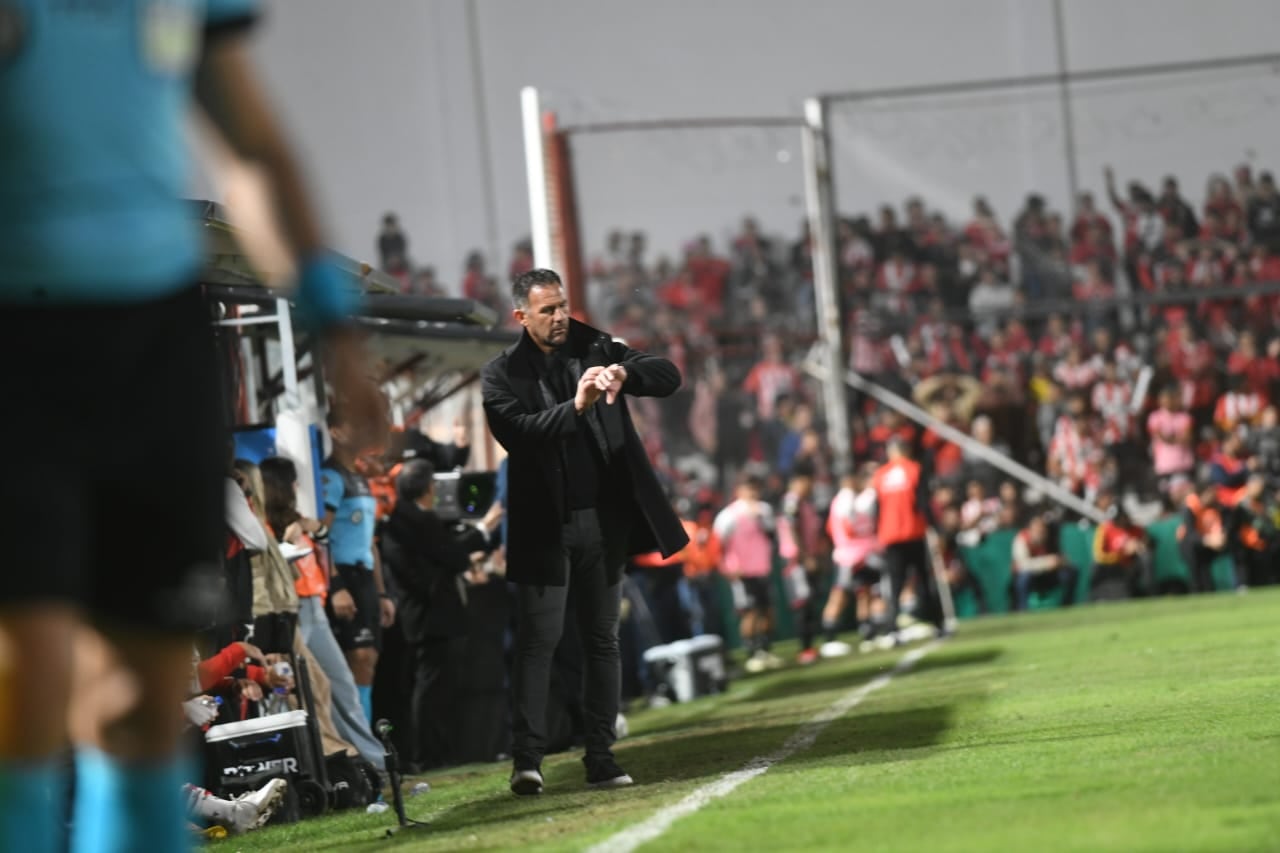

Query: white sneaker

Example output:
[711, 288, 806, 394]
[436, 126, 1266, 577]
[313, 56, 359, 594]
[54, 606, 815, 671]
[898, 622, 938, 644]
[760, 650, 784, 670]
[510, 768, 544, 796]
[744, 652, 767, 673]
[228, 778, 288, 834]
[819, 640, 853, 658]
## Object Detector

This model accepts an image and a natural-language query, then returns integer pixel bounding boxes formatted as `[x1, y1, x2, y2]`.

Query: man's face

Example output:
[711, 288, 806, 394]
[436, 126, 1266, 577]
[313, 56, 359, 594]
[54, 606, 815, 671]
[515, 284, 570, 350]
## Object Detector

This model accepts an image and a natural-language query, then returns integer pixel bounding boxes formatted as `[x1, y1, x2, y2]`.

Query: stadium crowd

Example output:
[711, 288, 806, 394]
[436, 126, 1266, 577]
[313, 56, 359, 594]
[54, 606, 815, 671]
[169, 160, 1276, 833]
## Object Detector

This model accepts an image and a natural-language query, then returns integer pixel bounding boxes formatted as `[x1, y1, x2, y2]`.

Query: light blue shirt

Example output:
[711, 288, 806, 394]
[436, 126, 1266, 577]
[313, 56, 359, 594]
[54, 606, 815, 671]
[0, 0, 257, 302]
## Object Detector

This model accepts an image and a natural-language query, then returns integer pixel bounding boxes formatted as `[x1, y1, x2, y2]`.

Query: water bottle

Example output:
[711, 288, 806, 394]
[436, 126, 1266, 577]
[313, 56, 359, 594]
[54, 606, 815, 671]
[265, 661, 294, 715]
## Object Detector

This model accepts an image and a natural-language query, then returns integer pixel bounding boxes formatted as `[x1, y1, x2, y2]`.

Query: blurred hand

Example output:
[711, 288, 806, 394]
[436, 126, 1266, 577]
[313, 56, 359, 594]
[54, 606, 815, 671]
[264, 667, 294, 693]
[594, 364, 628, 405]
[331, 588, 357, 621]
[235, 642, 267, 669]
[324, 329, 389, 450]
[238, 679, 263, 703]
[183, 696, 219, 728]
[379, 596, 396, 628]
[282, 521, 303, 545]
[453, 418, 470, 448]
[575, 366, 606, 412]
[1205, 530, 1226, 549]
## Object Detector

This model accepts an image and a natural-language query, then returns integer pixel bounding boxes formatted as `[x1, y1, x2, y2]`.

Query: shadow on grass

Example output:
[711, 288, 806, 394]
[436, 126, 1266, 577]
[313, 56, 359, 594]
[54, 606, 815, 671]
[744, 646, 1004, 703]
[313, 696, 981, 851]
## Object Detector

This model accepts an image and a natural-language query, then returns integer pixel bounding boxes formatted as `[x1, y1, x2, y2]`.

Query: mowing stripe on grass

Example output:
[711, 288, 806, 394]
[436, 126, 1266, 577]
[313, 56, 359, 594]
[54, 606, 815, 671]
[586, 641, 940, 853]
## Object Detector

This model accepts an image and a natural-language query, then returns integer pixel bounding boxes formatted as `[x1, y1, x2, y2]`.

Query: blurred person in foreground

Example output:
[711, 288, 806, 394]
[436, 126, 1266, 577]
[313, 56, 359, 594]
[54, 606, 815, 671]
[481, 269, 687, 796]
[0, 4, 384, 852]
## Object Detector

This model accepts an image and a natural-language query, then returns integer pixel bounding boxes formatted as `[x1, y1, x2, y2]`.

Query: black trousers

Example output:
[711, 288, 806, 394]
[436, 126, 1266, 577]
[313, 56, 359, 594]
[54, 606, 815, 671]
[409, 636, 456, 769]
[883, 538, 943, 630]
[511, 508, 623, 772]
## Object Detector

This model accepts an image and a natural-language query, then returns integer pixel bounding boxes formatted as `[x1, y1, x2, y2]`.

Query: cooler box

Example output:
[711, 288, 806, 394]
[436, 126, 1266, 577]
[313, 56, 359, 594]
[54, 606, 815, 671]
[204, 710, 317, 795]
[642, 635, 728, 703]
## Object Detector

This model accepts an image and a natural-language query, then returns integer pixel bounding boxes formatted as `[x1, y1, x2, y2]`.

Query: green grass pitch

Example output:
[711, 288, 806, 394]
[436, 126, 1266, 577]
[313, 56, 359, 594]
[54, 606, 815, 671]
[217, 590, 1280, 852]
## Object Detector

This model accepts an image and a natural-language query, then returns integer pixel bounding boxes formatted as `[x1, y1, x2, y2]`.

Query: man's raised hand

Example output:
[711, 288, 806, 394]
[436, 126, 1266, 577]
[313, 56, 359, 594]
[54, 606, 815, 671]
[575, 366, 606, 413]
[594, 364, 628, 404]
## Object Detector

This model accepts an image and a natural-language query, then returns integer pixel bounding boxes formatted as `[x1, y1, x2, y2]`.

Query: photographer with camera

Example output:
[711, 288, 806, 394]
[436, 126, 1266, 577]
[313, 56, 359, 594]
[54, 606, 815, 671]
[380, 461, 489, 772]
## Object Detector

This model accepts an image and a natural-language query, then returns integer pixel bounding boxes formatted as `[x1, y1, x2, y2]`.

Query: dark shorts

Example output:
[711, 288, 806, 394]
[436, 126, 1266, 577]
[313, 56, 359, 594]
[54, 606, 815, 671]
[328, 564, 381, 651]
[0, 286, 226, 632]
[731, 576, 773, 612]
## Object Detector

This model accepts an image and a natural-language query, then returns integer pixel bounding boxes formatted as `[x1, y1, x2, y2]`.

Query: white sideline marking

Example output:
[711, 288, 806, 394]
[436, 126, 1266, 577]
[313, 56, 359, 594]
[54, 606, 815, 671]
[586, 641, 941, 853]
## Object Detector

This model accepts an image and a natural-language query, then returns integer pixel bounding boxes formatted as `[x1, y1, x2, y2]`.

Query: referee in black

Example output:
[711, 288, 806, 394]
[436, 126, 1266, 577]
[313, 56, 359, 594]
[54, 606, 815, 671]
[482, 269, 688, 794]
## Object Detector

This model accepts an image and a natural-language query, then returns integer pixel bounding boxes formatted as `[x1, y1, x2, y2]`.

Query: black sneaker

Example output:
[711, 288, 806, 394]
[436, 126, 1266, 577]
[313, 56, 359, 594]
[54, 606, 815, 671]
[509, 767, 544, 796]
[586, 760, 634, 789]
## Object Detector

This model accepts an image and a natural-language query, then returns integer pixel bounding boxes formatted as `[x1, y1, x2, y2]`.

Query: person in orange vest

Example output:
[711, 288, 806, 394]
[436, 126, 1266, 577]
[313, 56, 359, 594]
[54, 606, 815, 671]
[872, 438, 944, 637]
[1177, 483, 1233, 593]
[1230, 474, 1278, 587]
[680, 502, 724, 639]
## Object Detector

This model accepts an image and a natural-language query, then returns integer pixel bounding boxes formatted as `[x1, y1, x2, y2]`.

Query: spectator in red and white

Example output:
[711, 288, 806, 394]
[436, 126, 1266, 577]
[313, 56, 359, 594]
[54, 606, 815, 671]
[1011, 514, 1079, 611]
[685, 235, 731, 313]
[925, 322, 976, 376]
[1166, 320, 1218, 428]
[1005, 317, 1034, 354]
[1071, 261, 1117, 331]
[1158, 175, 1199, 237]
[982, 329, 1024, 388]
[1215, 373, 1267, 435]
[1070, 191, 1114, 246]
[1247, 171, 1280, 251]
[921, 402, 966, 483]
[743, 332, 802, 422]
[1227, 331, 1280, 399]
[1053, 343, 1097, 392]
[959, 479, 1002, 539]
[1147, 385, 1196, 491]
[838, 217, 875, 271]
[875, 247, 917, 314]
[1037, 313, 1075, 360]
[1186, 244, 1224, 289]
[1092, 357, 1133, 447]
[1047, 394, 1103, 498]
[965, 196, 1011, 261]
[1105, 166, 1164, 257]
[1204, 174, 1244, 224]
[1069, 222, 1118, 276]
[968, 265, 1015, 336]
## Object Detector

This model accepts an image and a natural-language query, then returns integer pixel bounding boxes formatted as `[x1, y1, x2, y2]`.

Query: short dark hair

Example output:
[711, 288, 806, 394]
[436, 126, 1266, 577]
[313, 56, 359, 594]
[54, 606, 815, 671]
[396, 459, 436, 504]
[512, 268, 562, 309]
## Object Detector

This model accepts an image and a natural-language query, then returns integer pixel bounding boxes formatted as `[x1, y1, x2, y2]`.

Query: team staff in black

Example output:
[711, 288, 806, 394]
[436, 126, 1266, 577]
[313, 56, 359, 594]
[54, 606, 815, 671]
[482, 269, 688, 795]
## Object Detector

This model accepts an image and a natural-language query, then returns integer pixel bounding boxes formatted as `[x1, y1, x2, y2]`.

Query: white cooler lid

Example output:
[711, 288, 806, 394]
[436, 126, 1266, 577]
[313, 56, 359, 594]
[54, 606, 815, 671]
[205, 709, 309, 743]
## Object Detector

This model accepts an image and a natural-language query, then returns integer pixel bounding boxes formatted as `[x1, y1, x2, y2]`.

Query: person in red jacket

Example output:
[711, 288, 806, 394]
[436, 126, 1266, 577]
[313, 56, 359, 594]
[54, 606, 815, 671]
[872, 438, 943, 637]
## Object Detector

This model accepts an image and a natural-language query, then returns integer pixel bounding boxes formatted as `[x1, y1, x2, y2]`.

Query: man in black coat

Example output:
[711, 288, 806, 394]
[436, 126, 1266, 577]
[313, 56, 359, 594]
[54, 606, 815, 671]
[482, 268, 688, 795]
[379, 459, 485, 771]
